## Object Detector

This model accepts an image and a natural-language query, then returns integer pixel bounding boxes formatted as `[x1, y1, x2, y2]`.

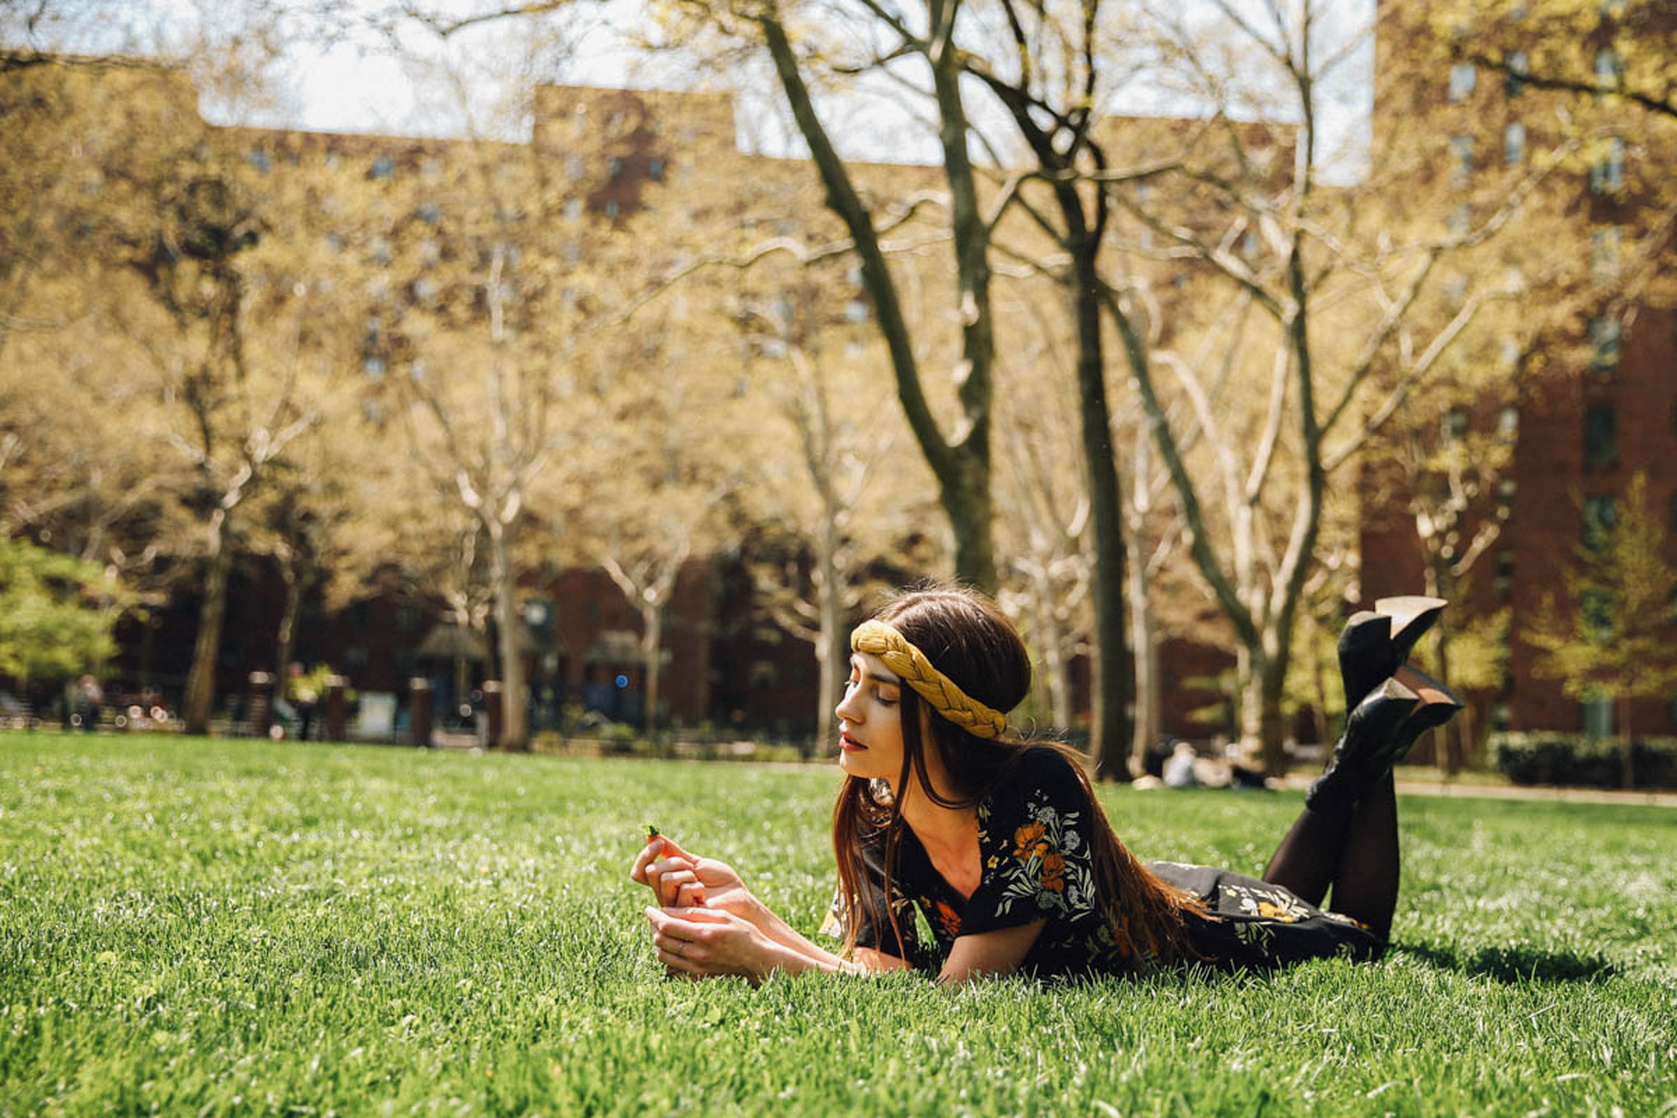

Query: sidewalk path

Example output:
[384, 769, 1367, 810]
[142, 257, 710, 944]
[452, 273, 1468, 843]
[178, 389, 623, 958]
[1279, 774, 1677, 809]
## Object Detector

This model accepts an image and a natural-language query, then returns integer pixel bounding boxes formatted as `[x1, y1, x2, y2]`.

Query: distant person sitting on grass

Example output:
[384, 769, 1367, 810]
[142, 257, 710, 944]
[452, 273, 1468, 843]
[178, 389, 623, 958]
[633, 585, 1461, 985]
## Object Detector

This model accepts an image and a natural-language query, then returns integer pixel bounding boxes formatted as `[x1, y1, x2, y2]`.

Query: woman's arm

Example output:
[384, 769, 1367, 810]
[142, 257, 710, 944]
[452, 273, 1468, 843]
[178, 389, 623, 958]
[936, 920, 1047, 985]
[632, 838, 906, 976]
[645, 906, 1043, 984]
[645, 906, 909, 981]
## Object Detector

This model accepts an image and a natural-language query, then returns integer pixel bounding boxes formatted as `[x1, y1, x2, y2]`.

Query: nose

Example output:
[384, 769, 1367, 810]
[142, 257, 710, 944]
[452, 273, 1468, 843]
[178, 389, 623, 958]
[835, 682, 861, 725]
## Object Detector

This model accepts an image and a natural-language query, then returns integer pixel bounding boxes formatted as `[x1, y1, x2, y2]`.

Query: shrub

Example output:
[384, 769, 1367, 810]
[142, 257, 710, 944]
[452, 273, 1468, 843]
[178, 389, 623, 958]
[1490, 731, 1677, 789]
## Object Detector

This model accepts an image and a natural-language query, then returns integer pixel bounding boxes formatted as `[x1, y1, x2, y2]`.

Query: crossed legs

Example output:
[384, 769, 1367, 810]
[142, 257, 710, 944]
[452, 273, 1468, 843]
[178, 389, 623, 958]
[1261, 773, 1401, 940]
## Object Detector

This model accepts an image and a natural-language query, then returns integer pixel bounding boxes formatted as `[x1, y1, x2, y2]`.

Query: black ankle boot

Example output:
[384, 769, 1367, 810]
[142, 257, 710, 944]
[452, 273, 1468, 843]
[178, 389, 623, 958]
[1306, 678, 1420, 815]
[1337, 611, 1393, 713]
[1371, 665, 1466, 773]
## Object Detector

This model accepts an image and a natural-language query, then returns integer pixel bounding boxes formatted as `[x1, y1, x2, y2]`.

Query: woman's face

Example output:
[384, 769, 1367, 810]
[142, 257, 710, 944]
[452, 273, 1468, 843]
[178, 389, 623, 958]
[835, 651, 906, 782]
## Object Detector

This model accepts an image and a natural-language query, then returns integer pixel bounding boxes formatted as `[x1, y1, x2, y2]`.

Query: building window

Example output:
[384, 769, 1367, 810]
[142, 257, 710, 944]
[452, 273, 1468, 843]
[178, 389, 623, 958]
[247, 148, 271, 173]
[1585, 589, 1616, 644]
[1450, 134, 1474, 184]
[1448, 63, 1477, 103]
[1594, 48, 1623, 93]
[1442, 407, 1470, 445]
[1496, 477, 1517, 517]
[1581, 692, 1614, 735]
[1590, 226, 1622, 283]
[1589, 137, 1626, 194]
[604, 199, 620, 219]
[608, 156, 624, 179]
[1491, 703, 1513, 732]
[1506, 51, 1529, 96]
[1497, 404, 1519, 441]
[1501, 337, 1521, 369]
[418, 202, 442, 225]
[1583, 494, 1617, 549]
[363, 355, 386, 378]
[371, 237, 392, 265]
[649, 158, 666, 182]
[845, 299, 870, 323]
[370, 156, 395, 180]
[1493, 549, 1515, 598]
[1588, 316, 1622, 373]
[1503, 121, 1525, 165]
[1583, 406, 1617, 466]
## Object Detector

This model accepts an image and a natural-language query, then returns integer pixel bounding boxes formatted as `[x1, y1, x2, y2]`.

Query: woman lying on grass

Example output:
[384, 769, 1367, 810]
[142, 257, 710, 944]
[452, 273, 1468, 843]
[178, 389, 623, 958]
[632, 585, 1461, 985]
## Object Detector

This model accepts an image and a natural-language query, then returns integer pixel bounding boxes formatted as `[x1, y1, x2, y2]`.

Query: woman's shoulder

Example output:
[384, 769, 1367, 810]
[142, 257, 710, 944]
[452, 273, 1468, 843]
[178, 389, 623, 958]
[1016, 744, 1089, 791]
[986, 745, 1092, 815]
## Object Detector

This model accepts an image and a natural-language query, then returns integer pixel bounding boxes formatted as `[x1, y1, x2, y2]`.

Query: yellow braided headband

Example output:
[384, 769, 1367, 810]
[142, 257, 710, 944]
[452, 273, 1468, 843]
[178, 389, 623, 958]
[850, 620, 1010, 740]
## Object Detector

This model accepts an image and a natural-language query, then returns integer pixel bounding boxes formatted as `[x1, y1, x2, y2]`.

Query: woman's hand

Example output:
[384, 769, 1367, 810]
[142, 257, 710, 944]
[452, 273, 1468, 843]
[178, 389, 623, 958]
[631, 835, 761, 925]
[645, 906, 782, 984]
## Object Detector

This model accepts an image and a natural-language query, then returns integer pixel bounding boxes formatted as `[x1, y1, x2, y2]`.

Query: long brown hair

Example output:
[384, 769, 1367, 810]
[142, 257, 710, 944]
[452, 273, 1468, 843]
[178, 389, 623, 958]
[832, 585, 1206, 968]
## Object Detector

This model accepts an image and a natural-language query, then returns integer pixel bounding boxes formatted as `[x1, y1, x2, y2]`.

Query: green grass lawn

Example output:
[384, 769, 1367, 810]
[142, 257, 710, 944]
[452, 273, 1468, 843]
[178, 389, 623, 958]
[3, 733, 1674, 1116]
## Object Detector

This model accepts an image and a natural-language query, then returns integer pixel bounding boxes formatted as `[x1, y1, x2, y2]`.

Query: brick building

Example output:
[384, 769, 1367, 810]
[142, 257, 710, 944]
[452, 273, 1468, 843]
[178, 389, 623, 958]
[1359, 1, 1677, 751]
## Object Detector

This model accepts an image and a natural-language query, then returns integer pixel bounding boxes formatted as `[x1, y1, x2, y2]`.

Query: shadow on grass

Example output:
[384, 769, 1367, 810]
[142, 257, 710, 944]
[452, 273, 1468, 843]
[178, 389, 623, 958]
[1395, 941, 1619, 984]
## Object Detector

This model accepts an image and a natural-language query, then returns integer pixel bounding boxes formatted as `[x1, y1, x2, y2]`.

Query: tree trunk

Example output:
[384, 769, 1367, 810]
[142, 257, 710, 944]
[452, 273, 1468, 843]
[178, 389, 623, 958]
[1071, 253, 1130, 782]
[183, 510, 234, 736]
[642, 602, 663, 742]
[273, 556, 303, 687]
[1126, 524, 1161, 778]
[1027, 570, 1074, 731]
[1619, 698, 1634, 789]
[759, 15, 996, 596]
[814, 549, 845, 758]
[1238, 641, 1289, 776]
[489, 527, 528, 751]
[942, 461, 997, 593]
[1432, 622, 1462, 776]
[1309, 643, 1331, 746]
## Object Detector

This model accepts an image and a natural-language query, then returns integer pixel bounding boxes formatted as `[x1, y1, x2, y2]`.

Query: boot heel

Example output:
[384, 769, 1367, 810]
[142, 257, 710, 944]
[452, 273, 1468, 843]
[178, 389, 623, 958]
[1375, 595, 1448, 667]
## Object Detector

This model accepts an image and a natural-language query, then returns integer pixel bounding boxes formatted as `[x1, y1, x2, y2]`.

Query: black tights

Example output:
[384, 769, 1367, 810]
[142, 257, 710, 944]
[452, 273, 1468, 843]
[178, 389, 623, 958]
[1261, 774, 1400, 941]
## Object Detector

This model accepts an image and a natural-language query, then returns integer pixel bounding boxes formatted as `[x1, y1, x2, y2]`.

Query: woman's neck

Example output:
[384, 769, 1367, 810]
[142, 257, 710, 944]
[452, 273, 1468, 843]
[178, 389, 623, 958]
[898, 781, 977, 859]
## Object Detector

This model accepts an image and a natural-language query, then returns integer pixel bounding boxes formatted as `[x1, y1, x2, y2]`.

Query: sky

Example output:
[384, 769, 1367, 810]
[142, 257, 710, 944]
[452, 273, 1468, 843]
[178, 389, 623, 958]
[10, 0, 1376, 177]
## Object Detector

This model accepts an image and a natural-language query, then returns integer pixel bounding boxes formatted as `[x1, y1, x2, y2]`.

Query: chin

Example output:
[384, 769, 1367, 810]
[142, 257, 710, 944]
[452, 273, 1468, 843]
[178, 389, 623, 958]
[838, 748, 875, 778]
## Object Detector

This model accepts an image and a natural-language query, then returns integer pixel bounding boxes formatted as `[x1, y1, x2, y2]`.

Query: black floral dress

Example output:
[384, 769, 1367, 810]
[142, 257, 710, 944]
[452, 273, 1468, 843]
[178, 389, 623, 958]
[823, 747, 1385, 979]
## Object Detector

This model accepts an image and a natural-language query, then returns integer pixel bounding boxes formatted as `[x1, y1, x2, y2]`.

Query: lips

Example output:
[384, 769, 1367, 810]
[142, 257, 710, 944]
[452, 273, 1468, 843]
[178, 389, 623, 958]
[840, 732, 867, 752]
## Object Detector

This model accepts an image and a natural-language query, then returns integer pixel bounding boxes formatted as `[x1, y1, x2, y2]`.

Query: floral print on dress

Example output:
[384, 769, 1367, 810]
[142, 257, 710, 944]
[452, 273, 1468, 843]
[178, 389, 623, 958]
[975, 781, 1098, 923]
[931, 898, 962, 938]
[1219, 881, 1314, 924]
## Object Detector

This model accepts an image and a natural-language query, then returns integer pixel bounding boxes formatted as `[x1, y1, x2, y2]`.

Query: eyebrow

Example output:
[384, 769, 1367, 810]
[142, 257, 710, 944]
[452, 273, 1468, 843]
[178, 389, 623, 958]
[850, 657, 902, 688]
